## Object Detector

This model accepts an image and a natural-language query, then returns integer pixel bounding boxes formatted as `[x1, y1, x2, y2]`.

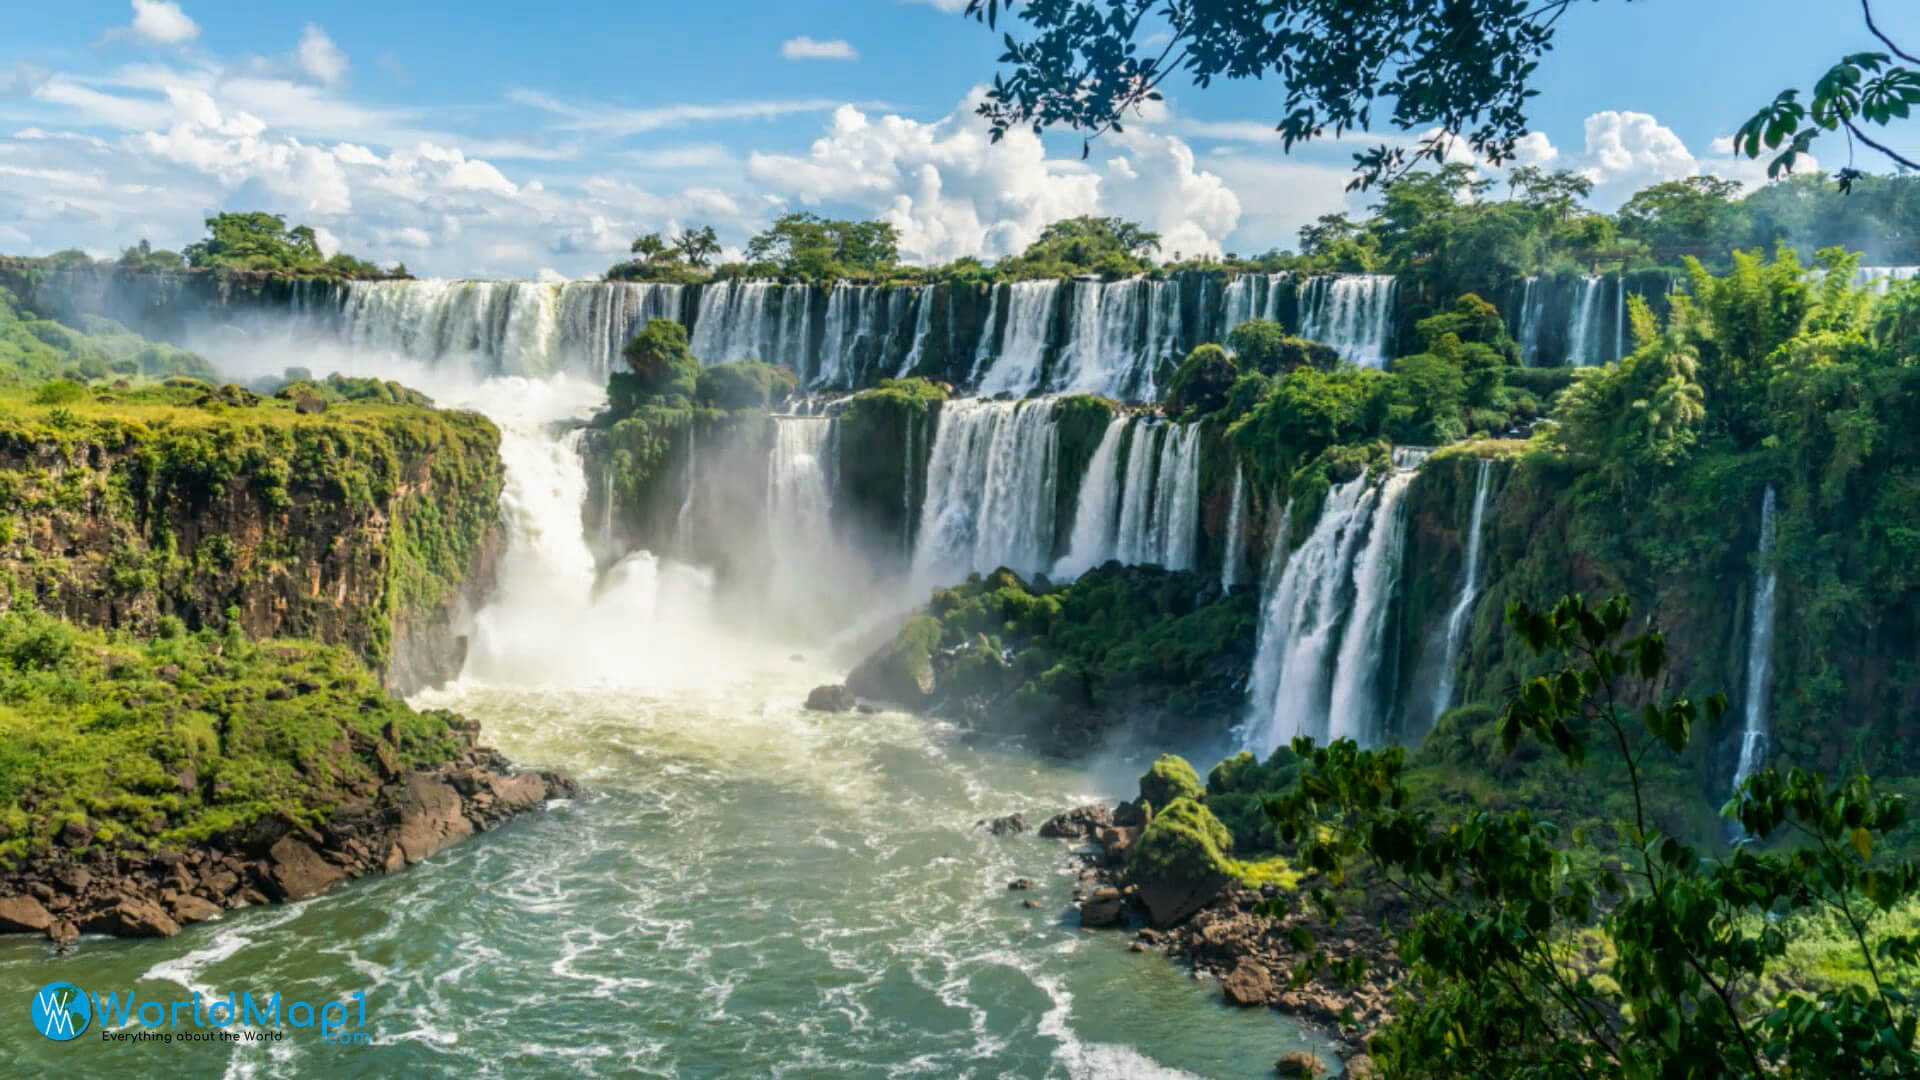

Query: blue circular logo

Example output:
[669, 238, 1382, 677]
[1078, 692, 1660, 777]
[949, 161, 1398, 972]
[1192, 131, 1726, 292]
[31, 981, 90, 1041]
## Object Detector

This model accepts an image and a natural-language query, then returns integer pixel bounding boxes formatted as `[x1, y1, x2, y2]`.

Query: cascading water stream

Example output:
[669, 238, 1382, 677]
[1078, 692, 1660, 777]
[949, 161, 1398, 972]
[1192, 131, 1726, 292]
[1053, 416, 1128, 580]
[1298, 275, 1395, 368]
[1112, 422, 1163, 566]
[1429, 458, 1493, 728]
[1221, 466, 1247, 592]
[975, 281, 1061, 396]
[1730, 485, 1780, 806]
[910, 398, 1059, 587]
[1246, 475, 1378, 754]
[1323, 450, 1424, 745]
[1247, 450, 1427, 753]
[1148, 424, 1203, 570]
[1566, 275, 1607, 367]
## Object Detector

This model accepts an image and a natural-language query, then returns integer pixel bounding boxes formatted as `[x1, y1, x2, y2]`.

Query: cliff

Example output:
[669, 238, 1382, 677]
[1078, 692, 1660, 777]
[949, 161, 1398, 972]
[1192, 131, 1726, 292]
[0, 378, 504, 693]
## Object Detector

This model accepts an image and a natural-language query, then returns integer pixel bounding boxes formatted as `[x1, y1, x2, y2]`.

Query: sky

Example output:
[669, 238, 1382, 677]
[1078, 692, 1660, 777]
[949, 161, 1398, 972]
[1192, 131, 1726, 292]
[2, 0, 1915, 279]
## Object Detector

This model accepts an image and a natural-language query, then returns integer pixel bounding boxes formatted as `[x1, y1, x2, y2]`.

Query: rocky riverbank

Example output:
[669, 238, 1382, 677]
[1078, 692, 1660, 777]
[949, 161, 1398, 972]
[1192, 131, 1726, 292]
[0, 723, 574, 945]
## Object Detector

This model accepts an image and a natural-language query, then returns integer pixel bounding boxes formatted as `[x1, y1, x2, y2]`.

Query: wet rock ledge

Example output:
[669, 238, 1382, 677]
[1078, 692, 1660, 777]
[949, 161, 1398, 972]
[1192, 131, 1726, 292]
[0, 725, 575, 945]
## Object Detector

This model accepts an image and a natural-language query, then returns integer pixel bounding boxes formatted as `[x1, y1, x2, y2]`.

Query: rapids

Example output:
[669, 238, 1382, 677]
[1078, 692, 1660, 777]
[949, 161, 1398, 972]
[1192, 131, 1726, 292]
[0, 352, 1336, 1078]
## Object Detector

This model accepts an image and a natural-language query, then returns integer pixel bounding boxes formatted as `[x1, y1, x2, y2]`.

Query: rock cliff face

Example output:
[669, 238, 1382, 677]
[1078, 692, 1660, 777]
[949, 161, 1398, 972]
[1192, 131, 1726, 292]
[0, 388, 504, 693]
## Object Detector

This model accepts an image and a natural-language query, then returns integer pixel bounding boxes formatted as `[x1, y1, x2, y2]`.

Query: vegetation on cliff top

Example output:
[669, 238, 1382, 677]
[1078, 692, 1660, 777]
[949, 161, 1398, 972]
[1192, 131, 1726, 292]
[0, 607, 467, 864]
[0, 374, 503, 677]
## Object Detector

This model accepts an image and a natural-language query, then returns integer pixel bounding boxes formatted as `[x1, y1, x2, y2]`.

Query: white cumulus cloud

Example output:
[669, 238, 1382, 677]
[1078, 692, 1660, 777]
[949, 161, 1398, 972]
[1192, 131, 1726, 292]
[123, 0, 199, 45]
[297, 25, 350, 87]
[781, 36, 858, 61]
[747, 92, 1240, 264]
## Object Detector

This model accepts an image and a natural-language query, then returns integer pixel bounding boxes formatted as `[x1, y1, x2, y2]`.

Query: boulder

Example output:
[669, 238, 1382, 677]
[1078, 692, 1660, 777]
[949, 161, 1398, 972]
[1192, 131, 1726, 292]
[1038, 804, 1113, 840]
[0, 894, 54, 933]
[265, 836, 347, 901]
[1006, 879, 1036, 891]
[1274, 1051, 1327, 1077]
[485, 772, 550, 815]
[1079, 886, 1125, 928]
[1139, 754, 1204, 810]
[982, 813, 1027, 837]
[394, 774, 474, 865]
[1343, 1054, 1379, 1079]
[169, 895, 223, 924]
[1127, 797, 1234, 926]
[804, 684, 857, 713]
[1094, 825, 1139, 864]
[1223, 961, 1273, 1006]
[83, 896, 180, 937]
[845, 616, 941, 705]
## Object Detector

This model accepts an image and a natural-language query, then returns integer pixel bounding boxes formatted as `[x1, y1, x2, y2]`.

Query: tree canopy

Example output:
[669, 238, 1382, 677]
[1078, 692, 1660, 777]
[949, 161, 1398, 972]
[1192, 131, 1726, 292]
[178, 212, 391, 278]
[962, 0, 1918, 189]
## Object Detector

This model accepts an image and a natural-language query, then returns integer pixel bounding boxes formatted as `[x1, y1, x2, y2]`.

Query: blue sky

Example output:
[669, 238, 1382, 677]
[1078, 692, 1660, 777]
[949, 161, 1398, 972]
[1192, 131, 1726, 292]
[2, 0, 1915, 278]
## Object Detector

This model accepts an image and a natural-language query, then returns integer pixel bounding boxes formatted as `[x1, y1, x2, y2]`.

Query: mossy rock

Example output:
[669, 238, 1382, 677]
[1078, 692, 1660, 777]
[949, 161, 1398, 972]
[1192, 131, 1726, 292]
[1128, 796, 1234, 926]
[845, 615, 941, 704]
[1140, 753, 1204, 809]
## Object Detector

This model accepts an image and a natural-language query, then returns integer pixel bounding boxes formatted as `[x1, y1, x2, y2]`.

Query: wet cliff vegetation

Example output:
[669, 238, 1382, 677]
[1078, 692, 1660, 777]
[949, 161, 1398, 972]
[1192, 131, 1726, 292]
[0, 289, 555, 937]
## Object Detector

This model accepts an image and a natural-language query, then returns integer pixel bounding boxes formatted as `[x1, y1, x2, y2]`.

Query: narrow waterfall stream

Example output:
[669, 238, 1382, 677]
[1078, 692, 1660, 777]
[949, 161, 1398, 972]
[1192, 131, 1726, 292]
[1731, 485, 1781, 805]
[1429, 458, 1494, 728]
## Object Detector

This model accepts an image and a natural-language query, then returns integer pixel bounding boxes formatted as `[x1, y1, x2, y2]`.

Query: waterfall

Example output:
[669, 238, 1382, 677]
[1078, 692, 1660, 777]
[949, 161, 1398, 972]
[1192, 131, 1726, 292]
[900, 407, 917, 558]
[1566, 275, 1607, 367]
[1221, 466, 1247, 592]
[1614, 275, 1628, 362]
[1246, 475, 1378, 754]
[1730, 485, 1780, 802]
[898, 285, 934, 377]
[1053, 416, 1128, 580]
[1323, 453, 1423, 745]
[767, 416, 837, 578]
[1261, 495, 1294, 592]
[1515, 277, 1549, 366]
[1148, 423, 1203, 570]
[674, 425, 698, 555]
[1298, 275, 1395, 368]
[969, 286, 1001, 384]
[975, 281, 1060, 396]
[1429, 458, 1493, 727]
[910, 398, 1059, 585]
[1112, 422, 1163, 566]
[1850, 265, 1920, 292]
[1247, 450, 1426, 753]
[333, 280, 685, 378]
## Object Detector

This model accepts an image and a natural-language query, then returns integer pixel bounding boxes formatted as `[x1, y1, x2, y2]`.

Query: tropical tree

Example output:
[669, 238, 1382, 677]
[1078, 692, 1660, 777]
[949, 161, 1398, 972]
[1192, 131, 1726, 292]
[1263, 594, 1920, 1079]
[961, 0, 1917, 189]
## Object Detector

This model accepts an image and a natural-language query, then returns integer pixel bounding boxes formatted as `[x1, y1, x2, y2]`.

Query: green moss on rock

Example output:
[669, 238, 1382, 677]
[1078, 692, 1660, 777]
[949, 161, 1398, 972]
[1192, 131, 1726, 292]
[0, 608, 467, 865]
[1140, 753, 1204, 808]
[1129, 796, 1236, 925]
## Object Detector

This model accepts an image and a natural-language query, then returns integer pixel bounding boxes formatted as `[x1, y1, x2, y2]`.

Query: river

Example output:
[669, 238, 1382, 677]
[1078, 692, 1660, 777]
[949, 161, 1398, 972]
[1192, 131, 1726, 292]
[0, 364, 1335, 1078]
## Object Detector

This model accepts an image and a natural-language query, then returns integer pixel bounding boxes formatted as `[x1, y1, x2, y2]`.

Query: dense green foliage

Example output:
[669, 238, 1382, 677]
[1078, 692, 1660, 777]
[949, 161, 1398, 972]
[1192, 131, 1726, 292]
[993, 216, 1161, 280]
[617, 317, 701, 408]
[0, 285, 215, 386]
[850, 565, 1257, 752]
[1262, 595, 1920, 1078]
[696, 359, 798, 410]
[607, 225, 722, 283]
[0, 607, 467, 863]
[182, 212, 392, 278]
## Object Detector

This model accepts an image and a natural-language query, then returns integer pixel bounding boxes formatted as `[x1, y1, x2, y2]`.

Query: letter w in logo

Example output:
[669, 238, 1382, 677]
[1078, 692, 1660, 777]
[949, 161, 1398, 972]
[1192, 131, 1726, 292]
[37, 988, 77, 1039]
